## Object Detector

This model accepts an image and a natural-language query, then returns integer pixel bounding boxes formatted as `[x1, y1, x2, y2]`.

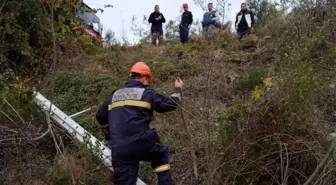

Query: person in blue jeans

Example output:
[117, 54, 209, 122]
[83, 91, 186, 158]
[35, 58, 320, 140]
[179, 3, 193, 44]
[202, 3, 220, 39]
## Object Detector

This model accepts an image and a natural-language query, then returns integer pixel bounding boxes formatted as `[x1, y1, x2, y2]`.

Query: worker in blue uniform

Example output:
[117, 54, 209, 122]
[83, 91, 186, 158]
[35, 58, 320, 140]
[179, 3, 193, 44]
[96, 62, 184, 185]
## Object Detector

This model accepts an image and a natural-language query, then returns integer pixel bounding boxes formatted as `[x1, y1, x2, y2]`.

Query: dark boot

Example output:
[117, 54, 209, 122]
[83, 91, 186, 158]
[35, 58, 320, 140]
[157, 171, 175, 185]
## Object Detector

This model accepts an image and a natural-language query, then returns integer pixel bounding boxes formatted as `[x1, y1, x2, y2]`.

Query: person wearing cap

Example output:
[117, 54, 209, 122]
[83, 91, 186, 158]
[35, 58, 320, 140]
[201, 3, 220, 39]
[96, 62, 184, 185]
[148, 5, 166, 45]
[179, 3, 193, 44]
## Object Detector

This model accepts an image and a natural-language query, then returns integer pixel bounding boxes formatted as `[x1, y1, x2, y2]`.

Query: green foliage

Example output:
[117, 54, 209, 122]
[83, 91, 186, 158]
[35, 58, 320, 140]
[237, 67, 267, 93]
[0, 0, 108, 75]
[166, 41, 205, 53]
[0, 0, 49, 62]
[104, 29, 120, 47]
[275, 59, 319, 124]
[48, 168, 71, 185]
[0, 69, 32, 106]
[247, 0, 286, 25]
[165, 20, 180, 44]
[217, 103, 245, 145]
[77, 114, 105, 140]
[52, 71, 126, 114]
[131, 15, 151, 43]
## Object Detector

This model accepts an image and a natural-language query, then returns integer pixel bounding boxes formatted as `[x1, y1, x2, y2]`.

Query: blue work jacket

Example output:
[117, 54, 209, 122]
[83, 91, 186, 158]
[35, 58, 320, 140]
[96, 80, 182, 147]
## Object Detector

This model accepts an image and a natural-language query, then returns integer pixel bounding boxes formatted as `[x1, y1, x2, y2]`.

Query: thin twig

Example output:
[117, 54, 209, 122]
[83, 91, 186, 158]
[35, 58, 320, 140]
[0, 0, 6, 13]
[179, 99, 198, 180]
[0, 138, 16, 143]
[3, 97, 25, 123]
[30, 111, 52, 141]
[280, 139, 284, 185]
[0, 125, 18, 134]
[315, 63, 336, 71]
[284, 143, 289, 185]
[0, 110, 15, 123]
[203, 49, 221, 185]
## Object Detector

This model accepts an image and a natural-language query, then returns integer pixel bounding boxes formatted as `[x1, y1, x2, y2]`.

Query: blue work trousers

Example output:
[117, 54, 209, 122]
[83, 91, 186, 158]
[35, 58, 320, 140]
[179, 25, 189, 44]
[112, 130, 173, 185]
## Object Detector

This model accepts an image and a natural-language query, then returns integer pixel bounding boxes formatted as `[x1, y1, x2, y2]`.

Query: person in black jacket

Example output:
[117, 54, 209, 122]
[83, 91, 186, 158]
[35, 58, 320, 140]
[235, 2, 255, 40]
[179, 3, 193, 44]
[148, 5, 166, 45]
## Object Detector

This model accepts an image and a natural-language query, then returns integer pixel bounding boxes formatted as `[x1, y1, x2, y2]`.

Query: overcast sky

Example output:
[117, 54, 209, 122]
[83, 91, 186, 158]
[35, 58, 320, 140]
[85, 0, 244, 43]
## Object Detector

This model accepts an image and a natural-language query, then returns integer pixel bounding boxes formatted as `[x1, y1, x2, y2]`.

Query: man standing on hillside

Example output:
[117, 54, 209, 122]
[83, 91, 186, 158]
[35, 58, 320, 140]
[148, 5, 166, 45]
[235, 2, 255, 40]
[202, 3, 220, 39]
[96, 62, 184, 185]
[179, 3, 193, 44]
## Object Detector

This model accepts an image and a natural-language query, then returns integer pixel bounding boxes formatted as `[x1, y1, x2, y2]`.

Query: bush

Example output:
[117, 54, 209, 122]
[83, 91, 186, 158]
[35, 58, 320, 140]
[0, 0, 52, 74]
[237, 67, 267, 93]
[51, 71, 126, 114]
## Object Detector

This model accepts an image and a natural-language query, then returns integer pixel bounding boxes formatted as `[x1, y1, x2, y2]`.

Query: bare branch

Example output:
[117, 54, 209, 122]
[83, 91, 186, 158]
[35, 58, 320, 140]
[0, 138, 16, 143]
[0, 0, 6, 13]
[303, 139, 336, 185]
[3, 97, 25, 123]
[179, 100, 198, 180]
[0, 110, 15, 123]
[0, 125, 18, 134]
[30, 111, 52, 141]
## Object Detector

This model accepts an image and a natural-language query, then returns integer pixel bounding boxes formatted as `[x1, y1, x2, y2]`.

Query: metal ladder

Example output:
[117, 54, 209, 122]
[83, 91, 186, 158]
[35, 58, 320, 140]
[34, 92, 146, 185]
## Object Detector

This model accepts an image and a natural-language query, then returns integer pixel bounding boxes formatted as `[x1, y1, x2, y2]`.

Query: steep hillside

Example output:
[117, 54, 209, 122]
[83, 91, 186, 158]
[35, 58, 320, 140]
[1, 1, 336, 185]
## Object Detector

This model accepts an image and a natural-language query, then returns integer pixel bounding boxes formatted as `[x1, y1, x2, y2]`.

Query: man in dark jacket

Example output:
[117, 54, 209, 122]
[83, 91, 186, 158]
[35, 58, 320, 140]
[179, 3, 193, 44]
[235, 2, 255, 40]
[96, 62, 184, 185]
[148, 5, 166, 45]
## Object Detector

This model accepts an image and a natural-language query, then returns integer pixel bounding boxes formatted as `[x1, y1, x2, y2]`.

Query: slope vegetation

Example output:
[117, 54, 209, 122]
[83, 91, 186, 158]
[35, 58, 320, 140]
[1, 2, 336, 185]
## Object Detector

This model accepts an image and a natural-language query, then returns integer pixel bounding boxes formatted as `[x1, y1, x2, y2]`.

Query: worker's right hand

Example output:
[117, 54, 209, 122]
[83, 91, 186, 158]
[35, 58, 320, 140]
[175, 78, 184, 89]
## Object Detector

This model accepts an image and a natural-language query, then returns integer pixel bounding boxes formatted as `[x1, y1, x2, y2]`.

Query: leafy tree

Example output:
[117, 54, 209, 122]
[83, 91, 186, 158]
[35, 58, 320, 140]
[103, 29, 119, 47]
[0, 0, 52, 73]
[246, 0, 285, 25]
[216, 0, 232, 29]
[131, 15, 151, 43]
[165, 19, 180, 44]
[193, 0, 208, 11]
[190, 20, 203, 35]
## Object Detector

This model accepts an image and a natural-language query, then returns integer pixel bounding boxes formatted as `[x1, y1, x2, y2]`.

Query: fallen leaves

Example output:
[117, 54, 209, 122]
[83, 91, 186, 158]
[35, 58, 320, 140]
[263, 77, 273, 86]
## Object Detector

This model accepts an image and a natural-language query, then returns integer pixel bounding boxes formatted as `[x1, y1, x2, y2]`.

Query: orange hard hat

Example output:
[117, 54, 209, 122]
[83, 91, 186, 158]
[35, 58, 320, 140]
[129, 62, 153, 83]
[183, 3, 188, 7]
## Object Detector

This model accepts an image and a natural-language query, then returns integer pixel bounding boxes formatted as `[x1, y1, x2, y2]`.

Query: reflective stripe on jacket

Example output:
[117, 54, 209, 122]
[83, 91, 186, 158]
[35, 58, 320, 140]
[96, 80, 182, 147]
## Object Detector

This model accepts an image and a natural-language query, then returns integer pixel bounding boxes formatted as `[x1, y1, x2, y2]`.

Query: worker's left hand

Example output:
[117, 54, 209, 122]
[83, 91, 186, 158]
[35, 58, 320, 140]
[175, 78, 184, 89]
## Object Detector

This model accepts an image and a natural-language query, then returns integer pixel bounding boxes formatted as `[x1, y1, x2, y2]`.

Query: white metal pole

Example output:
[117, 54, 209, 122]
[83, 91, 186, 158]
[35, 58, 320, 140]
[69, 108, 92, 119]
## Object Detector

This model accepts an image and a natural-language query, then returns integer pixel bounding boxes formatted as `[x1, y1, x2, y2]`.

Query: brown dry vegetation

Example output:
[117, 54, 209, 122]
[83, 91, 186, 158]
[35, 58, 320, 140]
[1, 1, 336, 185]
